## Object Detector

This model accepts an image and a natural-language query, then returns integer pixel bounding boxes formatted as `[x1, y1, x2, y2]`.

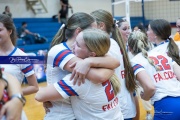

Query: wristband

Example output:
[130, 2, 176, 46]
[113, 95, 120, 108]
[11, 93, 26, 106]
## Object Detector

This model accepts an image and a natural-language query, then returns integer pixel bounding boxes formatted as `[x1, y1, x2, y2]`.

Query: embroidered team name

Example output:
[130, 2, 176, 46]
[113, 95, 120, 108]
[154, 71, 176, 83]
[102, 97, 118, 111]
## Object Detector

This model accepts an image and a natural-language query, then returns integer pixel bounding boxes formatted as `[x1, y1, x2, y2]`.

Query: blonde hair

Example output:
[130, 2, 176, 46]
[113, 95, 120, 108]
[128, 31, 160, 71]
[109, 74, 120, 96]
[83, 29, 110, 56]
[91, 9, 137, 93]
[82, 28, 120, 95]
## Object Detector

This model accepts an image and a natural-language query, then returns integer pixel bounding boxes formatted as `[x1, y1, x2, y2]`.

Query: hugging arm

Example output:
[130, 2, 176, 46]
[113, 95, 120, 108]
[35, 85, 62, 102]
[64, 55, 119, 85]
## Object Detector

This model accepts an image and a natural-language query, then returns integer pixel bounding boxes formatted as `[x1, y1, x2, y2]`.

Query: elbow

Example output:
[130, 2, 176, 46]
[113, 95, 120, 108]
[35, 93, 44, 102]
[149, 86, 156, 97]
[33, 86, 39, 93]
[146, 86, 156, 100]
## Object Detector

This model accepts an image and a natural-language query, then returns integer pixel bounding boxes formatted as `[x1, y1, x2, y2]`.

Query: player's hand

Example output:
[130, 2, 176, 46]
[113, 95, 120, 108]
[69, 60, 91, 86]
[0, 98, 23, 120]
[43, 101, 53, 114]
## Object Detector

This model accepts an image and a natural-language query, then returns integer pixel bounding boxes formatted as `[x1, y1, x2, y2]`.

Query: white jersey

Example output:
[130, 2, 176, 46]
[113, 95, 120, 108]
[175, 41, 180, 55]
[0, 47, 34, 83]
[131, 51, 180, 104]
[54, 74, 123, 120]
[176, 41, 180, 48]
[151, 40, 169, 54]
[0, 47, 33, 120]
[45, 42, 75, 120]
[110, 39, 136, 118]
[108, 38, 121, 81]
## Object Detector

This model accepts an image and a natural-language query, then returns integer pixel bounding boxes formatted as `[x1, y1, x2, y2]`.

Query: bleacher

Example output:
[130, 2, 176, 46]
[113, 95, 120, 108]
[14, 18, 61, 53]
[13, 18, 61, 83]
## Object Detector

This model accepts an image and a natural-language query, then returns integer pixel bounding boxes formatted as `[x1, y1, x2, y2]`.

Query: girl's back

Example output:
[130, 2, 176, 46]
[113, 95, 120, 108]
[131, 51, 180, 104]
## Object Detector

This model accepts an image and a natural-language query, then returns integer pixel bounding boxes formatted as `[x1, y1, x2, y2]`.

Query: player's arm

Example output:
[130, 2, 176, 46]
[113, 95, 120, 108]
[0, 72, 23, 120]
[36, 76, 84, 102]
[173, 62, 180, 81]
[64, 55, 119, 85]
[35, 85, 62, 102]
[136, 70, 156, 101]
[22, 74, 39, 95]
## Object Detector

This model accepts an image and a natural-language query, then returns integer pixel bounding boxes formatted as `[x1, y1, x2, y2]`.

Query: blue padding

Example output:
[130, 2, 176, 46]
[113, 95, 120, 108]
[18, 43, 50, 52]
[13, 18, 55, 23]
[16, 38, 25, 46]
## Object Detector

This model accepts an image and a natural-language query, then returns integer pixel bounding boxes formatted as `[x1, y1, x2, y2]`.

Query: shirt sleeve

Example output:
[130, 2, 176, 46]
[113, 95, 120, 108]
[54, 74, 88, 99]
[21, 64, 35, 77]
[53, 49, 75, 70]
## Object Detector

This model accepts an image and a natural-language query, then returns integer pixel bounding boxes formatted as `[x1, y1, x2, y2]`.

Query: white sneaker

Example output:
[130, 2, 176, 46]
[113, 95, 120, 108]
[146, 113, 153, 120]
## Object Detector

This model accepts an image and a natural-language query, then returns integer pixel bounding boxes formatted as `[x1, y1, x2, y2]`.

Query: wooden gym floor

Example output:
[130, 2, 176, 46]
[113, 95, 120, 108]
[23, 82, 154, 120]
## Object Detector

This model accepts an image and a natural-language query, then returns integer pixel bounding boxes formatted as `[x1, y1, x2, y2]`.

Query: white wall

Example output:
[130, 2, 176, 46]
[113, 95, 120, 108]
[0, 0, 179, 22]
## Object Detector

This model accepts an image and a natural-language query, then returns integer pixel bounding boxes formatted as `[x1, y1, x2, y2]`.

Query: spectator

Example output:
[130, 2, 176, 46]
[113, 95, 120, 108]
[17, 22, 47, 44]
[60, 0, 72, 15]
[58, 5, 68, 24]
[17, 22, 37, 44]
[2, 6, 12, 18]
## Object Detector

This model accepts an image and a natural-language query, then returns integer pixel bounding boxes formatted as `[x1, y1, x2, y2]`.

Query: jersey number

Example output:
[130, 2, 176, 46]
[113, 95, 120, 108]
[149, 55, 171, 71]
[102, 81, 114, 101]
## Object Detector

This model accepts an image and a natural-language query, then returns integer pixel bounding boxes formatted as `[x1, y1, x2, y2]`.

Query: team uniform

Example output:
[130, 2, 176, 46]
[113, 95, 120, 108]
[0, 47, 34, 84]
[109, 38, 136, 119]
[151, 40, 169, 54]
[0, 47, 35, 120]
[131, 51, 180, 120]
[116, 42, 136, 119]
[54, 74, 124, 120]
[45, 42, 75, 120]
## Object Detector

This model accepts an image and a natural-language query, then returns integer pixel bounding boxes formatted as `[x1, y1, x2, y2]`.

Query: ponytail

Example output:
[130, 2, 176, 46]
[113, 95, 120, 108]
[110, 74, 120, 96]
[112, 25, 137, 93]
[50, 24, 66, 49]
[137, 40, 160, 71]
[167, 38, 180, 65]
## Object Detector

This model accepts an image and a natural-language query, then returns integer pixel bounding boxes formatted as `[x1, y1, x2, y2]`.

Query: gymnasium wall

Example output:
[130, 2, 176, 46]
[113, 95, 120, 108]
[0, 0, 179, 22]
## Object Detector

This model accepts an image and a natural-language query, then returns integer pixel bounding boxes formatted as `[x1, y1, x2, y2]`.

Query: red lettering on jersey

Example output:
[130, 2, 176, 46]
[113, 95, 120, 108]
[102, 97, 118, 111]
[121, 70, 125, 79]
[154, 71, 176, 83]
[102, 80, 114, 102]
[158, 73, 163, 81]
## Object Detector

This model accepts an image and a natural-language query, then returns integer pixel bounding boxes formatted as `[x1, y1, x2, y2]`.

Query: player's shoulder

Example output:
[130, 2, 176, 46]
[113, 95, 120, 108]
[14, 47, 27, 56]
[49, 43, 70, 54]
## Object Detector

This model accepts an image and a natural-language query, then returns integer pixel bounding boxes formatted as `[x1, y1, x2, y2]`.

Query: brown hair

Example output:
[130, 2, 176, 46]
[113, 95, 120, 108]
[0, 14, 17, 46]
[50, 12, 95, 48]
[149, 19, 180, 65]
[91, 9, 137, 93]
